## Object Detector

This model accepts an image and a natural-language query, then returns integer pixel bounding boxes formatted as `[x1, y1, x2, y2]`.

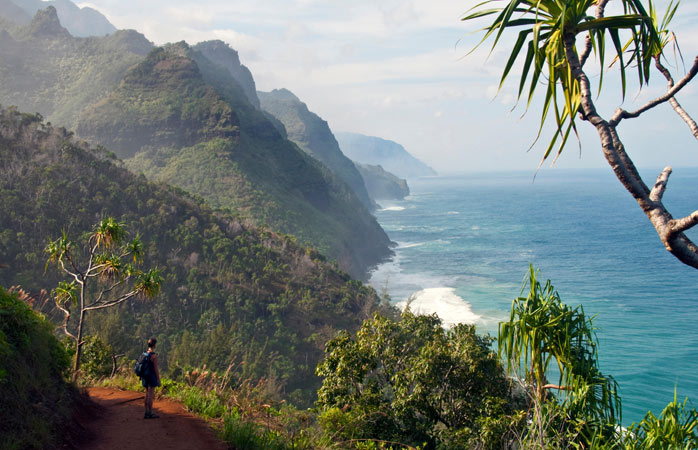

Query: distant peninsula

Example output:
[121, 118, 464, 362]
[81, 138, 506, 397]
[335, 131, 437, 179]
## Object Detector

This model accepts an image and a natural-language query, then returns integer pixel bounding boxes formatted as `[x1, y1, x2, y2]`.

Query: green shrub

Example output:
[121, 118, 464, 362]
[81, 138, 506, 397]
[0, 286, 75, 450]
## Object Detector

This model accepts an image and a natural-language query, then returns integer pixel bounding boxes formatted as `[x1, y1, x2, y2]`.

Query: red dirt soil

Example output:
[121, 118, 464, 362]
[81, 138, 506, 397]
[79, 387, 227, 450]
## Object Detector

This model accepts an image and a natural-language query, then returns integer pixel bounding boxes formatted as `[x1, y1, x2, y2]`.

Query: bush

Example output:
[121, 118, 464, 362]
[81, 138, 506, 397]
[0, 286, 75, 449]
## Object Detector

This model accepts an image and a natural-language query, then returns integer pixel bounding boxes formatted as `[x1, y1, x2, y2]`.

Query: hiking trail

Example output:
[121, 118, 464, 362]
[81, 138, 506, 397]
[79, 387, 227, 450]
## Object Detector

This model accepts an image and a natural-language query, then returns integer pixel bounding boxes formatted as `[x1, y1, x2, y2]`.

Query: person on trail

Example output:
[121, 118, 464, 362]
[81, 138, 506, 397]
[142, 337, 161, 419]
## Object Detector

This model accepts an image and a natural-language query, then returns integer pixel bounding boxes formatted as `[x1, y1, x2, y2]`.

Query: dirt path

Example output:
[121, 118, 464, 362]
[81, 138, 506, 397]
[80, 387, 227, 450]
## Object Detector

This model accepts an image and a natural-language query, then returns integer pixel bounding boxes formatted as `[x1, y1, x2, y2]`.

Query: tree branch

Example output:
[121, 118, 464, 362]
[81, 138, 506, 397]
[83, 291, 138, 311]
[654, 57, 698, 139]
[59, 258, 83, 285]
[86, 279, 126, 308]
[564, 33, 698, 270]
[610, 55, 698, 127]
[650, 166, 672, 203]
[670, 210, 698, 234]
[54, 300, 77, 342]
[579, 0, 610, 67]
[542, 384, 570, 391]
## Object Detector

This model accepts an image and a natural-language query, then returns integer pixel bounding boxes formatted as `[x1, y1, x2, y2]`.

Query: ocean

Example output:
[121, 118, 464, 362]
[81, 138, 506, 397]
[368, 168, 698, 424]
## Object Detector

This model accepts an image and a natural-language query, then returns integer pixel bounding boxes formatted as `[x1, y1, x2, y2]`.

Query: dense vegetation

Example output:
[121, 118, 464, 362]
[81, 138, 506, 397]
[0, 7, 152, 129]
[0, 286, 76, 450]
[0, 11, 392, 278]
[0, 106, 392, 405]
[258, 88, 375, 211]
[95, 269, 698, 449]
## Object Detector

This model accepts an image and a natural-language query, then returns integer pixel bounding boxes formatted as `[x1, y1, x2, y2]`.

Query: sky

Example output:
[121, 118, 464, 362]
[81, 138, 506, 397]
[75, 0, 698, 175]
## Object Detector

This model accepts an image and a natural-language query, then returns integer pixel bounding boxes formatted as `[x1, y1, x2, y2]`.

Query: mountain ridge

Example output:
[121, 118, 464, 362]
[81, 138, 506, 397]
[258, 88, 375, 211]
[0, 12, 392, 279]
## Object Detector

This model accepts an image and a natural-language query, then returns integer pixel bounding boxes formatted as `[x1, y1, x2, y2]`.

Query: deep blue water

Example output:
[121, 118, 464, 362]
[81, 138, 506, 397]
[368, 168, 698, 424]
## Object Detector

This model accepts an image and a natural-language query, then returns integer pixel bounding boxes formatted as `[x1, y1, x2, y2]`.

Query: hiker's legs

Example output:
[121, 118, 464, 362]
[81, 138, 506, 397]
[145, 386, 153, 413]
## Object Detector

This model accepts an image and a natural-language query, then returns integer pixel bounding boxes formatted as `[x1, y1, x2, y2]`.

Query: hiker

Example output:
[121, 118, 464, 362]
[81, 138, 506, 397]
[141, 337, 161, 419]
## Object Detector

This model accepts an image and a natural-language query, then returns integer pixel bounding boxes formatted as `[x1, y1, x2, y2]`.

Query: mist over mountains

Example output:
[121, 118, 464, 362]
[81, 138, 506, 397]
[4, 0, 116, 36]
[0, 6, 395, 278]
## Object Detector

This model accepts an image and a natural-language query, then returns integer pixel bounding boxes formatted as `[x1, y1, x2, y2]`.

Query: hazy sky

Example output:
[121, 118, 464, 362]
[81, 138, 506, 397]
[77, 0, 698, 175]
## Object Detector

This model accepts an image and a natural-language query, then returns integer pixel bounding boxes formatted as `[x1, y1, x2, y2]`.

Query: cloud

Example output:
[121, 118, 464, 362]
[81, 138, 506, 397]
[74, 0, 698, 173]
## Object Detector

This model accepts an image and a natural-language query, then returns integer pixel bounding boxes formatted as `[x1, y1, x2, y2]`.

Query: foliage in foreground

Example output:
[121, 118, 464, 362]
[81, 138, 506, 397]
[92, 266, 698, 449]
[0, 286, 76, 450]
[316, 310, 520, 449]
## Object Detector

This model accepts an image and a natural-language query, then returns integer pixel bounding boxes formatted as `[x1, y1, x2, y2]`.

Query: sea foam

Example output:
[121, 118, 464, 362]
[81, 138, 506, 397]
[397, 288, 481, 328]
[382, 206, 406, 212]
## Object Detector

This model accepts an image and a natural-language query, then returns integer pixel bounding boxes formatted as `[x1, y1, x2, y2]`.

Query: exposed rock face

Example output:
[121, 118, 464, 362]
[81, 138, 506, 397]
[24, 6, 70, 38]
[335, 132, 437, 179]
[194, 40, 260, 109]
[355, 163, 410, 201]
[259, 88, 375, 211]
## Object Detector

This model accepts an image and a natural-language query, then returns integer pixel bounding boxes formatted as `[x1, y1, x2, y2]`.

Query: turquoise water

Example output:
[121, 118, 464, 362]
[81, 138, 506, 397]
[368, 168, 698, 424]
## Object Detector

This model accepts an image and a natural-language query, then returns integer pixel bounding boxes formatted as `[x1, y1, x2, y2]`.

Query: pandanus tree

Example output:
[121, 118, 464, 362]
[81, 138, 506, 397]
[499, 267, 621, 428]
[46, 217, 162, 381]
[463, 0, 698, 269]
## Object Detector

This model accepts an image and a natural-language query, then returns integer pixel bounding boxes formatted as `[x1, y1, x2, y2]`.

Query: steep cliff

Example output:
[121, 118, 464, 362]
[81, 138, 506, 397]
[259, 88, 375, 211]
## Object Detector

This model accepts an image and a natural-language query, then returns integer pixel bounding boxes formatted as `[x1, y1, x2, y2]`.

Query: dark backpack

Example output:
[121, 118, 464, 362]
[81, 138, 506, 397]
[133, 352, 151, 378]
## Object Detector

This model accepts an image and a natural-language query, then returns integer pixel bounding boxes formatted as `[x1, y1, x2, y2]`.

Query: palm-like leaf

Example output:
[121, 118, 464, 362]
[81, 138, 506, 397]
[462, 0, 660, 164]
[45, 231, 72, 268]
[92, 217, 126, 249]
[134, 268, 162, 298]
[53, 280, 77, 306]
[93, 253, 123, 280]
[499, 266, 620, 423]
[125, 234, 144, 263]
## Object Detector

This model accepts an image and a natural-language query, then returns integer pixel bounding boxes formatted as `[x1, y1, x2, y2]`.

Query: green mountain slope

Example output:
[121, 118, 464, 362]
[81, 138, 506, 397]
[0, 14, 391, 278]
[0, 7, 152, 129]
[0, 106, 390, 404]
[355, 162, 410, 201]
[193, 40, 261, 109]
[336, 131, 437, 179]
[259, 88, 375, 211]
[75, 43, 391, 278]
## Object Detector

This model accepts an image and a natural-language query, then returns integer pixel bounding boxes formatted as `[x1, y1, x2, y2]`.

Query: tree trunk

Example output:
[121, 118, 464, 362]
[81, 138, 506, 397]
[72, 280, 87, 382]
[72, 309, 85, 382]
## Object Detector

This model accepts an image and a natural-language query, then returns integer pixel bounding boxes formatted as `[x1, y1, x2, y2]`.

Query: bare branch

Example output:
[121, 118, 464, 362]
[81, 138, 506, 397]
[86, 279, 126, 308]
[579, 0, 610, 67]
[655, 57, 698, 139]
[542, 384, 571, 391]
[58, 258, 82, 285]
[54, 301, 77, 341]
[671, 210, 698, 234]
[83, 291, 138, 311]
[65, 252, 83, 278]
[650, 167, 672, 203]
[610, 56, 698, 126]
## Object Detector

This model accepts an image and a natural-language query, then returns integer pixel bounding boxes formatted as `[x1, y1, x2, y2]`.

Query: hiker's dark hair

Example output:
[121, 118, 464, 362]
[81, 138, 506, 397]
[147, 338, 157, 349]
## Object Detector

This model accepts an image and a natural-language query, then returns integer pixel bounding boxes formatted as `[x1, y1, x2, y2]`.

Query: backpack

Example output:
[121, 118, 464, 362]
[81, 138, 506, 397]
[133, 352, 152, 378]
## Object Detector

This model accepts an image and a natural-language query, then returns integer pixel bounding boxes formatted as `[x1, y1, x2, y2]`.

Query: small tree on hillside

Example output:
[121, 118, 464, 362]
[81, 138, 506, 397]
[499, 266, 621, 447]
[463, 0, 698, 270]
[46, 217, 162, 381]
